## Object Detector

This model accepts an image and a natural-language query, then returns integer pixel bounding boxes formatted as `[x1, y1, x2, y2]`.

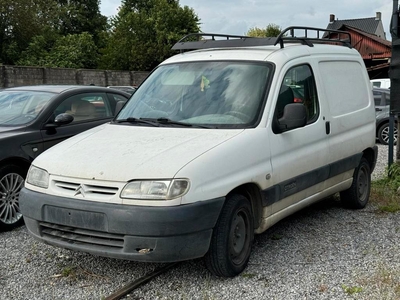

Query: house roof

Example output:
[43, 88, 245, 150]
[343, 25, 391, 47]
[326, 16, 385, 38]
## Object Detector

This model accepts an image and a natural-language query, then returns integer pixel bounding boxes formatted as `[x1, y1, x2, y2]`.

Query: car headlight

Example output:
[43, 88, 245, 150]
[121, 179, 190, 200]
[26, 165, 49, 189]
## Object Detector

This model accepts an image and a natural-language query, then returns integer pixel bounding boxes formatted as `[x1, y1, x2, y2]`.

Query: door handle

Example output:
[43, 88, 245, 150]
[325, 121, 330, 135]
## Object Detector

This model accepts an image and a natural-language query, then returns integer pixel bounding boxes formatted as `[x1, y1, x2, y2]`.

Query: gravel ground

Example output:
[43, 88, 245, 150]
[1, 144, 400, 300]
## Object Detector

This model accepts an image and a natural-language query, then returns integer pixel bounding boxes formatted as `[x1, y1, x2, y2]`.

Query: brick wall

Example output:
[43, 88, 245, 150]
[0, 65, 149, 88]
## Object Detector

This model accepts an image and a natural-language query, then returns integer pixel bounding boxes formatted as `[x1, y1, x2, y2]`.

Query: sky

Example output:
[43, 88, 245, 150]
[100, 0, 395, 39]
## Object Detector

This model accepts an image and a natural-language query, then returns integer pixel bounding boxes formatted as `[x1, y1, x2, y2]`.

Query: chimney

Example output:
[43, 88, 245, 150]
[376, 12, 381, 20]
[330, 14, 335, 23]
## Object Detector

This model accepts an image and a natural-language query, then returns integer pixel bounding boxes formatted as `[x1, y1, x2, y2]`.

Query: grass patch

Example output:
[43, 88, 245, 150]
[371, 164, 400, 213]
[61, 266, 76, 278]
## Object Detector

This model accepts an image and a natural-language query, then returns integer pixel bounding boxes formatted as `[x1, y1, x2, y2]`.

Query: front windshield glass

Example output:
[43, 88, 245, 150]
[0, 91, 55, 126]
[117, 61, 271, 128]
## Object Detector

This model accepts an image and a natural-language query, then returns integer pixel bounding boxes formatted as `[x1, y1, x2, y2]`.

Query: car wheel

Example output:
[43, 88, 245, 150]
[378, 123, 398, 145]
[205, 194, 254, 277]
[0, 165, 26, 231]
[340, 157, 371, 209]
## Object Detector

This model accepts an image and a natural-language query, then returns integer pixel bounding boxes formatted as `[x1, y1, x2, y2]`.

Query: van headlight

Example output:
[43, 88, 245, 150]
[26, 165, 49, 189]
[121, 179, 190, 200]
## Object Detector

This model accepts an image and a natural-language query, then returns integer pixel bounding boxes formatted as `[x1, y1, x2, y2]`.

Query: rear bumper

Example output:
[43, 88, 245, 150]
[20, 188, 225, 262]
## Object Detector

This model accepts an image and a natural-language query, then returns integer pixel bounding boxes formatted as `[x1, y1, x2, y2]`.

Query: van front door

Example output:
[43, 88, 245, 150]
[268, 63, 329, 216]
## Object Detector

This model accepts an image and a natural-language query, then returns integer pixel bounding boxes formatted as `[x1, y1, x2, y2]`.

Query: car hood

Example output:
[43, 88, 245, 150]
[34, 123, 243, 181]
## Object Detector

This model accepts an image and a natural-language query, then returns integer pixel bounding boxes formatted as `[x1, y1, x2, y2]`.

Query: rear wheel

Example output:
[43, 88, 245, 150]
[0, 165, 26, 231]
[205, 194, 254, 277]
[340, 158, 371, 209]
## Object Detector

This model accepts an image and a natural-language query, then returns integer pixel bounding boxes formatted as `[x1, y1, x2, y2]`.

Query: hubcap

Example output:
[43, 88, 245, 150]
[0, 173, 24, 225]
[381, 125, 398, 144]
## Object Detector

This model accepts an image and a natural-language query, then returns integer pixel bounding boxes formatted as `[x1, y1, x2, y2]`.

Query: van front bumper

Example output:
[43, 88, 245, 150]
[20, 188, 225, 262]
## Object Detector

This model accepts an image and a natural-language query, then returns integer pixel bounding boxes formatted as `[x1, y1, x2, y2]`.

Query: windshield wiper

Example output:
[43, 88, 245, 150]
[114, 117, 160, 127]
[115, 117, 213, 128]
[155, 117, 212, 128]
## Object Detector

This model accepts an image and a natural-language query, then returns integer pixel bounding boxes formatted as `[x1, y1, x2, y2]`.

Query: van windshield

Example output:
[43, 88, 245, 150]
[116, 61, 271, 128]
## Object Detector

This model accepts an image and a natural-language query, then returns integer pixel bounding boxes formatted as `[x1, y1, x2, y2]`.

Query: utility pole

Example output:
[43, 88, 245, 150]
[389, 0, 400, 166]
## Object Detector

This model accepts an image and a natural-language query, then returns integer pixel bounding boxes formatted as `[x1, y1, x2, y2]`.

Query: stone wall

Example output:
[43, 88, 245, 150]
[0, 65, 149, 88]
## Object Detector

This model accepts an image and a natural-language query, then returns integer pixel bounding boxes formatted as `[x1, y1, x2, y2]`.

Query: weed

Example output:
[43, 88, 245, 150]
[61, 266, 76, 278]
[371, 164, 400, 213]
[341, 284, 363, 295]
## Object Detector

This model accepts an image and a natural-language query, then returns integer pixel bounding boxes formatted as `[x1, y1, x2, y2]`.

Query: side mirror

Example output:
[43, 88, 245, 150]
[45, 113, 74, 129]
[277, 103, 307, 132]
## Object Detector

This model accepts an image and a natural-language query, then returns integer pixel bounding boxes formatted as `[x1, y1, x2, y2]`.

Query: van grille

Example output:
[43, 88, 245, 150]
[39, 222, 124, 249]
[53, 180, 119, 198]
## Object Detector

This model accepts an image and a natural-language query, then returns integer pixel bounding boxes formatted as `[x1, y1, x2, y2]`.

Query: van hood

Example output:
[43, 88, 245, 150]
[35, 123, 243, 181]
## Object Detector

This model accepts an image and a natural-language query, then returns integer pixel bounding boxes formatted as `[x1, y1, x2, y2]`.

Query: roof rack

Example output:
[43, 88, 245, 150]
[171, 26, 352, 52]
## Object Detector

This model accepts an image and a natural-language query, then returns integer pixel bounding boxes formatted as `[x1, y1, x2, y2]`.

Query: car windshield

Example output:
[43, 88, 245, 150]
[116, 61, 271, 128]
[0, 91, 55, 126]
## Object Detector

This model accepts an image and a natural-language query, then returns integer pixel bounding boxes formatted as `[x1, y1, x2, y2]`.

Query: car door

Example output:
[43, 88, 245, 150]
[40, 92, 126, 151]
[268, 63, 329, 215]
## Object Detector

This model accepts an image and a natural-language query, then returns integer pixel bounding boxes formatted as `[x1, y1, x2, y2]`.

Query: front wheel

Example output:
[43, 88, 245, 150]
[205, 194, 254, 277]
[0, 165, 26, 231]
[340, 157, 371, 209]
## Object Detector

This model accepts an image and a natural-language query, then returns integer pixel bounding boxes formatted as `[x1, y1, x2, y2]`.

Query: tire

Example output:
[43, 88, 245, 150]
[0, 165, 27, 231]
[340, 158, 371, 209]
[378, 123, 398, 145]
[205, 194, 254, 277]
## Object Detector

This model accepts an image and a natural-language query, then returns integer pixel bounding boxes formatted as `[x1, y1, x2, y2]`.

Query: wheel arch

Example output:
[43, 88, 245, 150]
[0, 157, 31, 177]
[363, 147, 377, 174]
[376, 119, 388, 134]
[226, 183, 263, 229]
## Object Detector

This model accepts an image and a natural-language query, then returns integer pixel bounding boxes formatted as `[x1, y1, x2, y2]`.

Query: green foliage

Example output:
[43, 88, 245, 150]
[0, 0, 57, 64]
[0, 0, 106, 68]
[56, 0, 107, 46]
[99, 0, 200, 71]
[341, 284, 363, 295]
[371, 163, 400, 213]
[246, 23, 282, 37]
[18, 33, 99, 68]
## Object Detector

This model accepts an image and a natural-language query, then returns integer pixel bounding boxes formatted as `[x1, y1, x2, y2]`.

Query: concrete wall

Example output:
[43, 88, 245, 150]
[0, 65, 149, 88]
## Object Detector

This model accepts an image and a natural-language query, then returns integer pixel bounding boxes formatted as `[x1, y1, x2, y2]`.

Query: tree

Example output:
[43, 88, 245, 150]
[247, 23, 282, 37]
[18, 32, 99, 68]
[99, 0, 200, 71]
[0, 0, 57, 64]
[55, 0, 107, 46]
[0, 0, 107, 68]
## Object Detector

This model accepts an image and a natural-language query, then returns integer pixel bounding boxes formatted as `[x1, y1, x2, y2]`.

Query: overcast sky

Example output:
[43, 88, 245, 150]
[100, 0, 394, 39]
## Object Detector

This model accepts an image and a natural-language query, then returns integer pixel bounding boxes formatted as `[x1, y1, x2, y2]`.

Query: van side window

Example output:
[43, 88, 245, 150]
[275, 64, 319, 125]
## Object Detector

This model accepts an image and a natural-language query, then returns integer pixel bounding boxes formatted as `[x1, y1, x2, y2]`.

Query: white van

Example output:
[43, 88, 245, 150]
[20, 27, 377, 277]
[371, 78, 390, 89]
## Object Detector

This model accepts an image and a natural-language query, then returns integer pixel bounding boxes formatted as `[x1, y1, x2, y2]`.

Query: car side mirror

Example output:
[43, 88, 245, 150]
[277, 103, 307, 132]
[45, 113, 74, 129]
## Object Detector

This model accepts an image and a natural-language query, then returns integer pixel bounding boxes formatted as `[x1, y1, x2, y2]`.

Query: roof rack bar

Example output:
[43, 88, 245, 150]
[275, 26, 352, 48]
[172, 26, 353, 52]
